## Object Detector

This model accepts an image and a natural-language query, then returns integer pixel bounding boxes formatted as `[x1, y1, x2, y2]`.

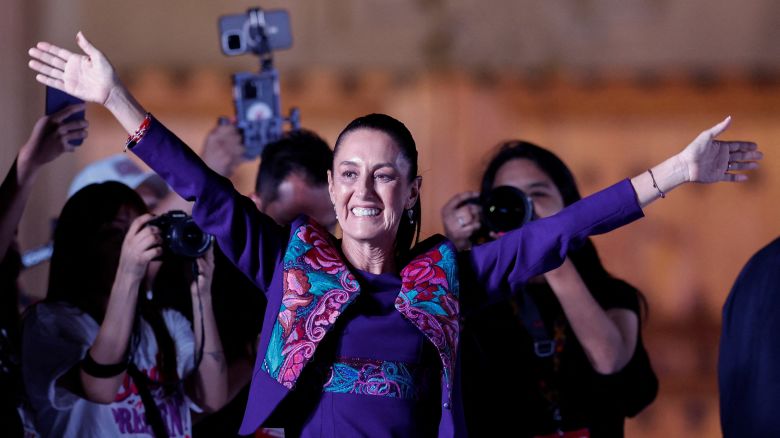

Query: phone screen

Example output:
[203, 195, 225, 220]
[45, 86, 86, 146]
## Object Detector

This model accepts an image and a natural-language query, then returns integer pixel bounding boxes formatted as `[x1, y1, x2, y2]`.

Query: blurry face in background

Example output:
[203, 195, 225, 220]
[328, 128, 419, 247]
[135, 182, 163, 212]
[492, 158, 565, 219]
[91, 203, 147, 312]
[261, 172, 337, 231]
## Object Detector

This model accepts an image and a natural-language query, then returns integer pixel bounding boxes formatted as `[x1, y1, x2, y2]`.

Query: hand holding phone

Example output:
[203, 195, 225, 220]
[45, 86, 86, 146]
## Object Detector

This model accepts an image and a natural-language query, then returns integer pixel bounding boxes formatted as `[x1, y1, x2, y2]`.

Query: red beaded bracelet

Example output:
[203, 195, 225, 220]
[124, 113, 152, 152]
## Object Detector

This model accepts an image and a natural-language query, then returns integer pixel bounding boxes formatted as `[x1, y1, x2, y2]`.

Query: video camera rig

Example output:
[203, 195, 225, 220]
[219, 7, 300, 157]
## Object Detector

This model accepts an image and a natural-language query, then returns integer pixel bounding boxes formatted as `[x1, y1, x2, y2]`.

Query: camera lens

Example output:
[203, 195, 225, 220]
[171, 219, 211, 258]
[481, 186, 534, 233]
[227, 34, 242, 51]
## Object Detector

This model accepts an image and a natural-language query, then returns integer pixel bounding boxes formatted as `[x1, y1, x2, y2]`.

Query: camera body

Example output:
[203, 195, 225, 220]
[147, 211, 212, 259]
[218, 8, 300, 158]
[462, 186, 534, 244]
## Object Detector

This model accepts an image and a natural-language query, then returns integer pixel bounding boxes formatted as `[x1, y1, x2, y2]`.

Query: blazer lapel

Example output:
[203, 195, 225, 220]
[394, 238, 460, 404]
[262, 219, 360, 389]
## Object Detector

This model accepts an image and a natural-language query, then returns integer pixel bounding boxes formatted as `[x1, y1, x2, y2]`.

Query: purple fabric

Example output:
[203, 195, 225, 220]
[131, 118, 644, 437]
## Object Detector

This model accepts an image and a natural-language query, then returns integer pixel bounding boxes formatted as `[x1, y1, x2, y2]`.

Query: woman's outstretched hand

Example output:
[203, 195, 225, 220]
[631, 117, 763, 208]
[28, 32, 145, 134]
[678, 116, 762, 183]
[28, 32, 118, 105]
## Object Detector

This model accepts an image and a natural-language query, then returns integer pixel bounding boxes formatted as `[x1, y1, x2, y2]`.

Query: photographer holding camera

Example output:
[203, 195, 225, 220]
[21, 181, 227, 438]
[442, 141, 657, 437]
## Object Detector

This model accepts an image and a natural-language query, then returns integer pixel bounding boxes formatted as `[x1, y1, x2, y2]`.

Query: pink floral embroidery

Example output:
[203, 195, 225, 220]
[395, 241, 460, 401]
[263, 219, 361, 388]
[298, 226, 343, 274]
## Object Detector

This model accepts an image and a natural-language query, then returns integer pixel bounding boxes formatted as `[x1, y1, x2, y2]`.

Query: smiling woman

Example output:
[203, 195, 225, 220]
[25, 32, 762, 437]
[329, 115, 422, 273]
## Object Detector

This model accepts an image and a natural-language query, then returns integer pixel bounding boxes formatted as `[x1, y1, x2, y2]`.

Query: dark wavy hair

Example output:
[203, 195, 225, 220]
[46, 181, 180, 387]
[334, 114, 421, 259]
[481, 140, 647, 320]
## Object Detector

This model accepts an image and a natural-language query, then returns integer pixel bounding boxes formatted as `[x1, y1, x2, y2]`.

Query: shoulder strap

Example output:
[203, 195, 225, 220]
[127, 364, 168, 438]
[517, 288, 556, 358]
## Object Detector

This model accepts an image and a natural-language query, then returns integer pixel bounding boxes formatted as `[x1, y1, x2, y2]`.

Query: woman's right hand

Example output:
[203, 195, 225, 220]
[17, 104, 88, 181]
[441, 191, 482, 251]
[117, 214, 163, 281]
[28, 32, 119, 105]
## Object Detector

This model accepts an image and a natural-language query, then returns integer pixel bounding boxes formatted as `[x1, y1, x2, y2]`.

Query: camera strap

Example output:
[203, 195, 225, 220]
[517, 290, 556, 358]
[515, 287, 571, 432]
[127, 364, 168, 438]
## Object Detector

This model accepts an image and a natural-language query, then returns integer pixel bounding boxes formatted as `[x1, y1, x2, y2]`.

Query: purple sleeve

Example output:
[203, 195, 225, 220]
[130, 117, 284, 292]
[468, 179, 644, 298]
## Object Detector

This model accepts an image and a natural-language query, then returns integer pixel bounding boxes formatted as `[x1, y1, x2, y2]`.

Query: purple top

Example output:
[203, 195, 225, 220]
[131, 117, 644, 437]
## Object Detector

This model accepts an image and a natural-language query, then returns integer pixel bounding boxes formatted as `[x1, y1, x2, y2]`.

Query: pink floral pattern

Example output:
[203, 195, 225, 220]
[262, 219, 461, 401]
[262, 220, 360, 388]
[395, 240, 460, 403]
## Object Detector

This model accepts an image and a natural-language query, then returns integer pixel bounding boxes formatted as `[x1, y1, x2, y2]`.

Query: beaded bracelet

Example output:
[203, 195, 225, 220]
[124, 113, 152, 152]
[647, 168, 665, 199]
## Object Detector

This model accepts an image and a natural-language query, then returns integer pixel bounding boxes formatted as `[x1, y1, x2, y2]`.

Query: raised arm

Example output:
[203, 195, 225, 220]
[187, 247, 228, 413]
[0, 105, 87, 260]
[28, 33, 285, 291]
[469, 119, 761, 298]
[80, 214, 160, 403]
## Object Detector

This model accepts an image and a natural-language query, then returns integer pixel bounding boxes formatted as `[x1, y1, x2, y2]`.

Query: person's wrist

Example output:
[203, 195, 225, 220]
[672, 153, 691, 184]
[104, 82, 146, 134]
[15, 152, 39, 183]
[116, 258, 146, 287]
[192, 284, 213, 298]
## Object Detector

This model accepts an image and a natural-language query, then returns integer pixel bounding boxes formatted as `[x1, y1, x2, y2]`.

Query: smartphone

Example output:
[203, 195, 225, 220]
[218, 9, 292, 56]
[45, 86, 86, 146]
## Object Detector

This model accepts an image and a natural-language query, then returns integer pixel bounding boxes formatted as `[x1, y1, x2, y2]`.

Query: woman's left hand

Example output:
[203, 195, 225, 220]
[192, 245, 215, 297]
[678, 116, 762, 183]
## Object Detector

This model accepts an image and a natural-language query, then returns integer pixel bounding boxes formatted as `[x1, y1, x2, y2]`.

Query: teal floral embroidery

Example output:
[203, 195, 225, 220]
[261, 220, 360, 388]
[395, 240, 460, 404]
[323, 358, 430, 400]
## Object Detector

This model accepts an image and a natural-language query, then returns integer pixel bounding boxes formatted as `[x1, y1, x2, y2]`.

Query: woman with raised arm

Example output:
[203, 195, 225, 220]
[28, 32, 761, 437]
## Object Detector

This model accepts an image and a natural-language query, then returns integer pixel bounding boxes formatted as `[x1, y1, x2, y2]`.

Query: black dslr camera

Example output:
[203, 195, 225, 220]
[147, 211, 212, 259]
[218, 7, 300, 158]
[461, 186, 534, 244]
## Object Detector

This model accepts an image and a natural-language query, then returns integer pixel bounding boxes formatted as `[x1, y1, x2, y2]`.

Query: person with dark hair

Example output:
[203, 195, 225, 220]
[28, 33, 761, 437]
[250, 129, 336, 230]
[21, 181, 228, 437]
[0, 104, 88, 436]
[719, 237, 780, 437]
[442, 141, 657, 437]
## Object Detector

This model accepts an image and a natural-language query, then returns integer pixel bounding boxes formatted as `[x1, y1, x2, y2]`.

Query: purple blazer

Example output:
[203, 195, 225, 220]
[132, 117, 643, 437]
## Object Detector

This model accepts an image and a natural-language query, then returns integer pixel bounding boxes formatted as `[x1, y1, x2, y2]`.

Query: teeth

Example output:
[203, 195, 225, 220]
[352, 207, 380, 217]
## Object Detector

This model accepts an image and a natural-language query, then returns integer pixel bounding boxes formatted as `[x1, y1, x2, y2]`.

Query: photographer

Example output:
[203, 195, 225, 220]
[0, 104, 87, 436]
[21, 182, 227, 438]
[442, 141, 656, 437]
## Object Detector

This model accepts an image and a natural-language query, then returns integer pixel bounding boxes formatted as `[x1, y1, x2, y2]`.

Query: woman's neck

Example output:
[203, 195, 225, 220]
[340, 237, 396, 274]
